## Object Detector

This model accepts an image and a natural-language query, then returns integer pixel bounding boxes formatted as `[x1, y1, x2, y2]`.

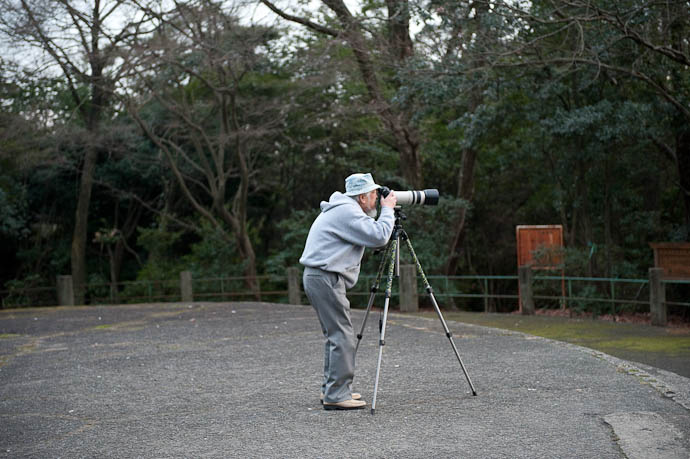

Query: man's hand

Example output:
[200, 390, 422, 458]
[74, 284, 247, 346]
[380, 190, 397, 208]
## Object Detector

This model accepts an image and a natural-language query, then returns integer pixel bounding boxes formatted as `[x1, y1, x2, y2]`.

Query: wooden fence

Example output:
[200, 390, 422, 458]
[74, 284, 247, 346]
[1, 266, 688, 326]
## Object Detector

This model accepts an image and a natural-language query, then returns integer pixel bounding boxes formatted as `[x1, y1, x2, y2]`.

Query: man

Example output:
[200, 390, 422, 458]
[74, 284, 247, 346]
[300, 173, 397, 410]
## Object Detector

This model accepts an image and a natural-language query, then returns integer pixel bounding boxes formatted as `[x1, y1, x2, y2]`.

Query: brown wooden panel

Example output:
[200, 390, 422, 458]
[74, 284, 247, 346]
[650, 243, 690, 279]
[516, 225, 564, 269]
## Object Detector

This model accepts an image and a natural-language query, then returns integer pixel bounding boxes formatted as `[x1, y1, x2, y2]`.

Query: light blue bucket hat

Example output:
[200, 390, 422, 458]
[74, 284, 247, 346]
[344, 173, 381, 196]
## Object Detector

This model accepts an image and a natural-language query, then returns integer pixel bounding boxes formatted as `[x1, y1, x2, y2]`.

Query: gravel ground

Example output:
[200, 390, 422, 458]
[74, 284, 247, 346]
[1, 302, 688, 458]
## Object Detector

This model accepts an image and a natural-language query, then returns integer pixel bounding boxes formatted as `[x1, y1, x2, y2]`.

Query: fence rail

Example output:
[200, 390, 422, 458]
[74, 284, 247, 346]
[351, 273, 690, 315]
[1, 267, 688, 326]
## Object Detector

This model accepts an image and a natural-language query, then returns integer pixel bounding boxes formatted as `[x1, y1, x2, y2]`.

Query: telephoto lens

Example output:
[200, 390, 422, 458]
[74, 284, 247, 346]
[379, 186, 439, 206]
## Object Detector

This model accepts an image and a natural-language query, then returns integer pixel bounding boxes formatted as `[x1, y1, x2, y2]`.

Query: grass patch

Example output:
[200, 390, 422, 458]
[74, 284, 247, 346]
[0, 333, 21, 339]
[596, 337, 690, 354]
[414, 310, 690, 376]
[94, 324, 113, 330]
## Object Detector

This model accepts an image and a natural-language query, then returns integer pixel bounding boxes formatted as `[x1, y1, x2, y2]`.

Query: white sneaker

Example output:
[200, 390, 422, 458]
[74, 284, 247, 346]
[320, 392, 361, 404]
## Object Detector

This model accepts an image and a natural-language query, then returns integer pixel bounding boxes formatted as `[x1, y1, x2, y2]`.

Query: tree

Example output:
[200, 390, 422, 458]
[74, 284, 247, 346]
[469, 0, 690, 239]
[391, 1, 513, 274]
[88, 119, 161, 298]
[0, 0, 158, 303]
[260, 0, 425, 187]
[394, 0, 690, 280]
[125, 0, 289, 291]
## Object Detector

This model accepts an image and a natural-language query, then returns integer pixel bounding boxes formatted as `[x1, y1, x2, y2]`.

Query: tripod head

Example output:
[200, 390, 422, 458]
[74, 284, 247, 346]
[389, 207, 408, 244]
[393, 206, 407, 223]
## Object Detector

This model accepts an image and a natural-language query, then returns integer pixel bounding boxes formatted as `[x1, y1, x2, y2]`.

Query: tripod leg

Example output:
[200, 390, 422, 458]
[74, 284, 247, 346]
[371, 238, 398, 415]
[403, 235, 478, 396]
[355, 241, 392, 354]
[427, 290, 477, 396]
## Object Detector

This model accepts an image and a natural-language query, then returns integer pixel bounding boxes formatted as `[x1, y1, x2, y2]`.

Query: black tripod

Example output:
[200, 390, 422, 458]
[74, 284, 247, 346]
[355, 208, 477, 414]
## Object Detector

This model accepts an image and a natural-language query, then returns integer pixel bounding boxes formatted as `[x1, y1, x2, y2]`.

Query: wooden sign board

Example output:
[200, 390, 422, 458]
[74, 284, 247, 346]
[650, 243, 690, 280]
[516, 225, 564, 269]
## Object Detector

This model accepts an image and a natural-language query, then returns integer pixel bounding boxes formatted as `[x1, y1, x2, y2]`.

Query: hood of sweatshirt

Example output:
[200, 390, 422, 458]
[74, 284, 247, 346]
[319, 191, 357, 213]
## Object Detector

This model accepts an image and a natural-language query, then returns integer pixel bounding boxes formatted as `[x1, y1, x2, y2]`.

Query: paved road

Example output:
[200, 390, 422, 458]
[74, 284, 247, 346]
[1, 302, 689, 458]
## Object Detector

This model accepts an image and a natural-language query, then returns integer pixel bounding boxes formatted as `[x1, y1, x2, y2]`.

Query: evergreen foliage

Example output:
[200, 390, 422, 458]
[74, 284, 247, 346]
[0, 0, 687, 312]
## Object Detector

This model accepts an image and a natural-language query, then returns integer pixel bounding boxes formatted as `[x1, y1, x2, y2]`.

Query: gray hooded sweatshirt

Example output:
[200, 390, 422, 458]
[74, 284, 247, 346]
[299, 192, 395, 288]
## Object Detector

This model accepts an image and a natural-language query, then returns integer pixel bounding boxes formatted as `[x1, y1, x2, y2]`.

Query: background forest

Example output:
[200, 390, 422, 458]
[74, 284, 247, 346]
[0, 0, 688, 309]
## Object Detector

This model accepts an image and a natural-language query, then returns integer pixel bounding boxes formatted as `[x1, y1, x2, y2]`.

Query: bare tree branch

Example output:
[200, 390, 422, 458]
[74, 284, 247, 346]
[260, 0, 339, 37]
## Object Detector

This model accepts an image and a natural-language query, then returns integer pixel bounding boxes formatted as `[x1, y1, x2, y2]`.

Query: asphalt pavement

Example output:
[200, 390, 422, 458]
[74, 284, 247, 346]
[1, 302, 689, 458]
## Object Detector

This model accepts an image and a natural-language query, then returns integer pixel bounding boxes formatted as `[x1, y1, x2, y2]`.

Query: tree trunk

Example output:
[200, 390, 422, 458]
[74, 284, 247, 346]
[445, 147, 477, 275]
[234, 201, 259, 298]
[220, 204, 259, 298]
[229, 90, 260, 298]
[604, 168, 612, 278]
[238, 229, 259, 297]
[71, 148, 98, 305]
[390, 119, 422, 188]
[70, 20, 107, 305]
[678, 128, 690, 241]
[385, 0, 413, 60]
[568, 160, 588, 248]
[107, 244, 118, 304]
[109, 201, 144, 303]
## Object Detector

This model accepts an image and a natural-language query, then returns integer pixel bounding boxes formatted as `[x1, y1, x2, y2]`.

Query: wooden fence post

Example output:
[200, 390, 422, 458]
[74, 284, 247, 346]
[649, 268, 667, 326]
[287, 267, 301, 305]
[518, 266, 535, 315]
[180, 271, 193, 303]
[399, 264, 419, 312]
[57, 275, 74, 306]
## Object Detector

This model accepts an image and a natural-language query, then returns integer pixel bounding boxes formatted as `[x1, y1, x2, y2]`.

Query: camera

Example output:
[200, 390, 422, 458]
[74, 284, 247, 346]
[379, 186, 439, 206]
